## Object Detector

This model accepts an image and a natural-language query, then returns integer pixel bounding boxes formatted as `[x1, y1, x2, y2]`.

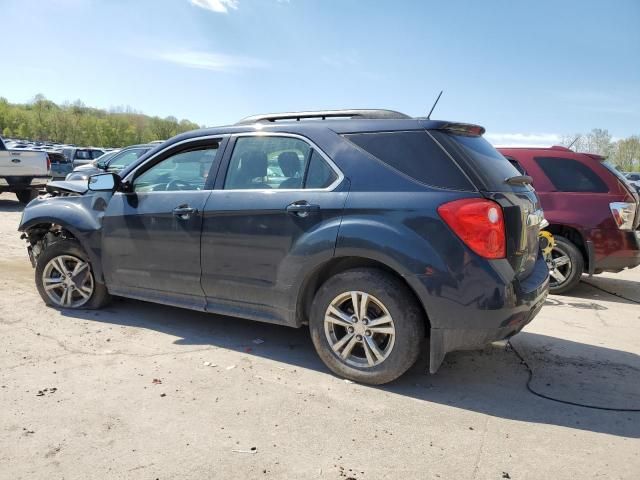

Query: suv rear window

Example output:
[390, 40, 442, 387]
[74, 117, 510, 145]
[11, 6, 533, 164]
[344, 131, 473, 190]
[535, 157, 608, 193]
[432, 132, 525, 192]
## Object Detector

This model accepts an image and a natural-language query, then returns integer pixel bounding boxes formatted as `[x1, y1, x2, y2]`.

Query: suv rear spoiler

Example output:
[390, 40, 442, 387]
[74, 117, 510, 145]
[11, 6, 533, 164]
[435, 122, 486, 137]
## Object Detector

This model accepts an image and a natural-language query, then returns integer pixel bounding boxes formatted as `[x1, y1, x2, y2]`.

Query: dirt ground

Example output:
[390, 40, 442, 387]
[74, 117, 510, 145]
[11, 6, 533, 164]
[0, 191, 639, 480]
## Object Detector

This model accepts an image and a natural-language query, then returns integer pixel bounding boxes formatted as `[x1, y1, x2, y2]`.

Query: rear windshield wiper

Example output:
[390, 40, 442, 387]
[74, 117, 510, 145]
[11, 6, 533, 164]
[505, 175, 533, 186]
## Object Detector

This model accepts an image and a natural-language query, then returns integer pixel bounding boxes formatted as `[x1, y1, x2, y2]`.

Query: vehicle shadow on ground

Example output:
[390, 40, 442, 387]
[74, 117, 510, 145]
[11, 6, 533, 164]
[0, 197, 24, 213]
[575, 277, 640, 304]
[61, 294, 640, 439]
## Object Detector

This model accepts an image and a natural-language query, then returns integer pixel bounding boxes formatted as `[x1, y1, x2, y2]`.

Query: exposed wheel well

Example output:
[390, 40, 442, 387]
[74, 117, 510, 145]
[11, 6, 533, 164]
[545, 224, 589, 270]
[24, 223, 77, 244]
[297, 256, 431, 335]
[23, 223, 79, 264]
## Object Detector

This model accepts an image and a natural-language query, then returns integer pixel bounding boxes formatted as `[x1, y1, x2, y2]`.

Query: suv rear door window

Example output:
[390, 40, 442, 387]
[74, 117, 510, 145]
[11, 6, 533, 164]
[224, 136, 338, 190]
[344, 131, 473, 190]
[535, 157, 608, 193]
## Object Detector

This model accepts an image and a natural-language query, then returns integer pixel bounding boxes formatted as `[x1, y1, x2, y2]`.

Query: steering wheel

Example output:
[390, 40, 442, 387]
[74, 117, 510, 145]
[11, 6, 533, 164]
[165, 179, 191, 191]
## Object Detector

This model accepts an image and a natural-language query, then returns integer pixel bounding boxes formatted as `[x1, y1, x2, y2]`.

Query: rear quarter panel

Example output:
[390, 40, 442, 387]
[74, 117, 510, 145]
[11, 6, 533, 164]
[334, 190, 534, 330]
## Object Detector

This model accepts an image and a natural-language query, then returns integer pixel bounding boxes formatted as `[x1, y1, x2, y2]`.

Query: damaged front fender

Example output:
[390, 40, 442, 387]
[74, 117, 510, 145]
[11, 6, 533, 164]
[18, 192, 113, 281]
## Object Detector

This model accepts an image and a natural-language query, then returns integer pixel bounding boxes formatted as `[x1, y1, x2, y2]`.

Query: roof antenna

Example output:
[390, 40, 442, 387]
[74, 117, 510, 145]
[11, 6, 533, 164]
[567, 134, 581, 150]
[426, 90, 443, 120]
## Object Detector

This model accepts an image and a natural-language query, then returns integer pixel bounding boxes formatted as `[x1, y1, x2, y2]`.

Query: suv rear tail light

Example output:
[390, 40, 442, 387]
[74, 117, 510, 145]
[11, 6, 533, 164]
[46, 154, 51, 173]
[609, 202, 636, 230]
[437, 198, 506, 259]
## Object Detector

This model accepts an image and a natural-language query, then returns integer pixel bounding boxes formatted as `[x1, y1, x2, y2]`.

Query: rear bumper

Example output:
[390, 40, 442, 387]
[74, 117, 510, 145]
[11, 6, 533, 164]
[409, 253, 549, 373]
[0, 177, 50, 191]
[590, 229, 640, 273]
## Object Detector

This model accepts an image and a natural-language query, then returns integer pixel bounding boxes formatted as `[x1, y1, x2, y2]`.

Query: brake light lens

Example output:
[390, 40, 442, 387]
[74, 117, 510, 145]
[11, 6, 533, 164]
[609, 202, 636, 230]
[46, 154, 51, 173]
[438, 198, 506, 259]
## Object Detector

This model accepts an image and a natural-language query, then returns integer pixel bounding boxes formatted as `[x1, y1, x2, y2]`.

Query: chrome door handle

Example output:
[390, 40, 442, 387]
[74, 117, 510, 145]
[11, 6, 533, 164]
[173, 205, 197, 219]
[286, 201, 320, 218]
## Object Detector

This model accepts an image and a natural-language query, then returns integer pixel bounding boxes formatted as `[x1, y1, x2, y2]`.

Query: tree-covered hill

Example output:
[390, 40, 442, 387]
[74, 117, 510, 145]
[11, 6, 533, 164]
[0, 95, 202, 148]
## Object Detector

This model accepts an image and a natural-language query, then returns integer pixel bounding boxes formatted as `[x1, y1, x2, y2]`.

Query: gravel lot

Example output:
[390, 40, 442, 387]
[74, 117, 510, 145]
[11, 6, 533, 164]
[1, 192, 639, 479]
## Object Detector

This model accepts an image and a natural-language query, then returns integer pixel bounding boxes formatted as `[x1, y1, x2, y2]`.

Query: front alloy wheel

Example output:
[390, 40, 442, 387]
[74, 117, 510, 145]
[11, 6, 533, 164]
[42, 254, 95, 308]
[34, 238, 111, 309]
[324, 291, 396, 368]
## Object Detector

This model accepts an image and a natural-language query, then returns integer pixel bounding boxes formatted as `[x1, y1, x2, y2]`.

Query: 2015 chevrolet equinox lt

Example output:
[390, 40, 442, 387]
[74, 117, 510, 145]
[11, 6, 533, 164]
[18, 110, 549, 384]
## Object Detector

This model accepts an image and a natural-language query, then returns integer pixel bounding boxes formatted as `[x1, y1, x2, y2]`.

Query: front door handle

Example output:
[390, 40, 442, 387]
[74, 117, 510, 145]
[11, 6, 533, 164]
[286, 201, 320, 218]
[173, 205, 197, 219]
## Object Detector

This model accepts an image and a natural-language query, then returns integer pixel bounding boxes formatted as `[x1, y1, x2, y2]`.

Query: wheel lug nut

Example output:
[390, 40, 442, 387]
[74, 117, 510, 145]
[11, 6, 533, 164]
[365, 330, 371, 336]
[356, 335, 362, 341]
[348, 326, 354, 333]
[362, 319, 368, 325]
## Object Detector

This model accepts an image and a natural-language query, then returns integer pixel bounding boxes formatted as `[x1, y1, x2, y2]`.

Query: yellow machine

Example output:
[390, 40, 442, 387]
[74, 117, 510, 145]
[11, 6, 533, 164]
[539, 230, 555, 260]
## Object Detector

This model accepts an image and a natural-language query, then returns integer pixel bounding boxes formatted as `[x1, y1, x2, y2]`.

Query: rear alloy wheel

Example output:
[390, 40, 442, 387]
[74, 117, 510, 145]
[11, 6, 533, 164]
[324, 291, 396, 368]
[35, 239, 111, 309]
[310, 268, 425, 385]
[547, 235, 584, 294]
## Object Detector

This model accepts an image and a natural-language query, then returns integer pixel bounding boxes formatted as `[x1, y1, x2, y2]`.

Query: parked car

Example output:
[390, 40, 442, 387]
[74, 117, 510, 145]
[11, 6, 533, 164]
[46, 151, 74, 179]
[0, 135, 51, 203]
[18, 109, 548, 384]
[62, 147, 105, 167]
[625, 172, 640, 193]
[498, 146, 640, 293]
[66, 145, 153, 180]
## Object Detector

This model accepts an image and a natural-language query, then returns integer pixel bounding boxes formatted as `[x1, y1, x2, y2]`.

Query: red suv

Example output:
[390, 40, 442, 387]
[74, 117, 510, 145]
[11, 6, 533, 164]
[498, 146, 640, 293]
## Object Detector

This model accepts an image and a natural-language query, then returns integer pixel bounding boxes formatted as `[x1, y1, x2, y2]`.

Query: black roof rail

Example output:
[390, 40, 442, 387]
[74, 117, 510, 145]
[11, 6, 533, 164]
[235, 109, 412, 125]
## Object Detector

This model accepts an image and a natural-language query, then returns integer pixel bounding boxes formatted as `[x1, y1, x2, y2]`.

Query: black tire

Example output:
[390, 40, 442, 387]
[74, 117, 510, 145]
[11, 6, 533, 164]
[35, 239, 111, 309]
[548, 235, 584, 294]
[309, 268, 425, 385]
[16, 189, 38, 204]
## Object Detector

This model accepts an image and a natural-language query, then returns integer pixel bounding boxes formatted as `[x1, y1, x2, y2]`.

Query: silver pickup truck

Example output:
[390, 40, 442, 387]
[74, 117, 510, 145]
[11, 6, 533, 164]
[0, 136, 51, 203]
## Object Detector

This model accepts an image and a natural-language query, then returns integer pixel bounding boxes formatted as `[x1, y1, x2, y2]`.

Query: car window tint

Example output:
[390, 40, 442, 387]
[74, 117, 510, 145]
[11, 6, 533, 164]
[344, 131, 473, 190]
[134, 146, 218, 192]
[535, 157, 608, 193]
[225, 137, 310, 190]
[75, 150, 92, 160]
[91, 150, 104, 159]
[305, 150, 338, 188]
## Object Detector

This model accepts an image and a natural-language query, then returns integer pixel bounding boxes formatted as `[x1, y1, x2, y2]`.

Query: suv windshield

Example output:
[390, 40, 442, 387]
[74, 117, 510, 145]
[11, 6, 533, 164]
[106, 148, 150, 170]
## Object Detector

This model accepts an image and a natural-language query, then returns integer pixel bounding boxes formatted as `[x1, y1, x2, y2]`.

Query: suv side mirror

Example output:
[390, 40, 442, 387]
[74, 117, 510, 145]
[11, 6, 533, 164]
[88, 172, 119, 192]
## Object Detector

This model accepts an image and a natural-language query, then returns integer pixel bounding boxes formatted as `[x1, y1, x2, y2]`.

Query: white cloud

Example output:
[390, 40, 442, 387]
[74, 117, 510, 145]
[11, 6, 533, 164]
[190, 0, 239, 13]
[156, 50, 267, 72]
[485, 132, 563, 148]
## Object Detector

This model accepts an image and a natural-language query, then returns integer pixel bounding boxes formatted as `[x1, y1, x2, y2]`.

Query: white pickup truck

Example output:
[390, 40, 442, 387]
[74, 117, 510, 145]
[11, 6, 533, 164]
[0, 136, 51, 203]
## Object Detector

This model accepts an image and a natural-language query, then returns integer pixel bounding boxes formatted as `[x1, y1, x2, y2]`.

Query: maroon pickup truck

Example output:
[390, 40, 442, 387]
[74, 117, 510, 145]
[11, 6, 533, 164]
[498, 146, 640, 293]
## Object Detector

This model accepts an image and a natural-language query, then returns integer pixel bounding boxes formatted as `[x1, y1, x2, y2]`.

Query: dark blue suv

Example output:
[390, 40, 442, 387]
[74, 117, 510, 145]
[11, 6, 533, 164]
[19, 109, 549, 384]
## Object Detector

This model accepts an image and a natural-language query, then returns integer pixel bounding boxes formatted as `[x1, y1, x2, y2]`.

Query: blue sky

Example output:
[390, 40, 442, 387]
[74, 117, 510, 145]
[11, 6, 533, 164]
[2, 0, 639, 145]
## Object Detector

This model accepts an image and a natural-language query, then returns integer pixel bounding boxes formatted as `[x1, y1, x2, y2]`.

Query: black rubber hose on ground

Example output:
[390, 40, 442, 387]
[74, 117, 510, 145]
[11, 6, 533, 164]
[507, 341, 640, 413]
